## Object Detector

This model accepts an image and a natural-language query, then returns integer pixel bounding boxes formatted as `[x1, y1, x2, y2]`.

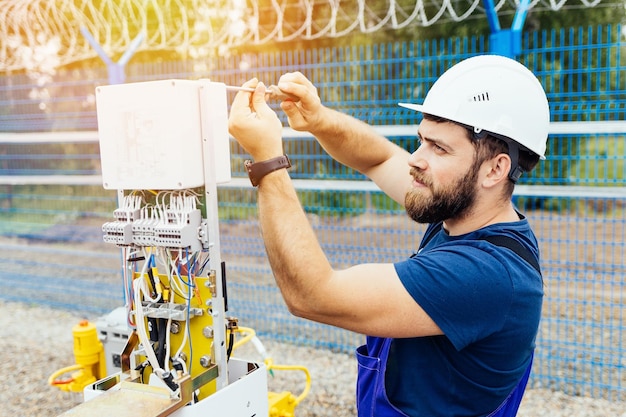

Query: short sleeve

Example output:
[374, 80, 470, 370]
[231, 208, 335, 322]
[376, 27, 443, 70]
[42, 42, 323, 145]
[394, 243, 514, 350]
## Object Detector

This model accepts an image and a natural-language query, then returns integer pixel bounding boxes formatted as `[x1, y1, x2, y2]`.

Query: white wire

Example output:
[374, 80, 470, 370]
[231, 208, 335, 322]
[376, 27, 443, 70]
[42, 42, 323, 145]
[173, 329, 189, 364]
[133, 277, 166, 378]
[151, 246, 194, 373]
[164, 285, 175, 373]
[166, 249, 188, 300]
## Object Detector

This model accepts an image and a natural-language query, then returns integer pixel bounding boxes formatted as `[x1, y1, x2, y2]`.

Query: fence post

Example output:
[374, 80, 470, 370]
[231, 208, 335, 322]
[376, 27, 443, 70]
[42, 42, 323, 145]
[80, 27, 144, 85]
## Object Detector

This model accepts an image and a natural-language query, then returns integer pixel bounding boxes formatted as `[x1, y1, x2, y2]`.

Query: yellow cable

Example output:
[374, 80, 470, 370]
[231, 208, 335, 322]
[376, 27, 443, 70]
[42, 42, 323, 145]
[264, 359, 312, 405]
[47, 364, 83, 386]
[231, 326, 256, 351]
[230, 326, 312, 404]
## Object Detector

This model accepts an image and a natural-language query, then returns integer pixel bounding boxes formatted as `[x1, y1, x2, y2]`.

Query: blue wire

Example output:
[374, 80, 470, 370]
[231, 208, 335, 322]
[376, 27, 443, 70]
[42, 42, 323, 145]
[189, 253, 198, 276]
[197, 250, 210, 275]
[176, 249, 193, 287]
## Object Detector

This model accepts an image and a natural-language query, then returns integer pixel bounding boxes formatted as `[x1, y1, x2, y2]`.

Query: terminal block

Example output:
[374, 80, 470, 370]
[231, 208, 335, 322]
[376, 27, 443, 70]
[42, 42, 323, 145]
[103, 204, 207, 250]
[113, 207, 140, 223]
[154, 209, 203, 251]
[102, 208, 140, 246]
[102, 221, 134, 246]
[132, 217, 159, 247]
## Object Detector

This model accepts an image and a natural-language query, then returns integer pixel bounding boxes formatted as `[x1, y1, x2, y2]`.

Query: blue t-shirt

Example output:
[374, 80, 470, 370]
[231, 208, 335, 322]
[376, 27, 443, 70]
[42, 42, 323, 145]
[389, 218, 543, 416]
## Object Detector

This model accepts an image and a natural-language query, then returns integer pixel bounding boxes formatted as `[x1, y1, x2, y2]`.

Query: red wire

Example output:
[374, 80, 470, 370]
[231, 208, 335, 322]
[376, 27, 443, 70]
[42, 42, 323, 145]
[52, 378, 74, 385]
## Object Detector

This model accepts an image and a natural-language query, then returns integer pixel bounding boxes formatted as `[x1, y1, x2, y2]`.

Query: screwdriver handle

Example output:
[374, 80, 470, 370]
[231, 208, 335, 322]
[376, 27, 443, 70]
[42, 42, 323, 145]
[265, 85, 299, 101]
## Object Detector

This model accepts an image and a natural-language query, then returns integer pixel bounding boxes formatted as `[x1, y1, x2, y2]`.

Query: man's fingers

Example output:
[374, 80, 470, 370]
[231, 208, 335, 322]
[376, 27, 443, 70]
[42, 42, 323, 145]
[280, 99, 301, 122]
[251, 82, 268, 108]
[250, 82, 277, 119]
[231, 78, 258, 116]
[277, 72, 316, 100]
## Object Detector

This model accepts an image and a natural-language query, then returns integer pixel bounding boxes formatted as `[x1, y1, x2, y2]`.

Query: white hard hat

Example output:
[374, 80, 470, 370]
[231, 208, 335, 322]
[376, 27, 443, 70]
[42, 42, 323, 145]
[399, 55, 550, 159]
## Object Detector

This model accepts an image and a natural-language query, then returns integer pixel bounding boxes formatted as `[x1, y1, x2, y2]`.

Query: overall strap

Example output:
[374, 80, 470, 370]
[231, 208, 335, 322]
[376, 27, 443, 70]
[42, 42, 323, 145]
[482, 235, 541, 274]
[418, 222, 541, 274]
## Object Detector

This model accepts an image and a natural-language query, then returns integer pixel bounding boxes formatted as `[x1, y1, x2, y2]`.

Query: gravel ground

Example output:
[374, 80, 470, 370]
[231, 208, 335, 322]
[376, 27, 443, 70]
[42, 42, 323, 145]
[2, 300, 625, 417]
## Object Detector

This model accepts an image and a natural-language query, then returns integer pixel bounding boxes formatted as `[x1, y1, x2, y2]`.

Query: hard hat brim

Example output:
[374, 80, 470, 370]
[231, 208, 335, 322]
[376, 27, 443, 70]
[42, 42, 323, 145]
[397, 102, 546, 160]
[398, 102, 424, 112]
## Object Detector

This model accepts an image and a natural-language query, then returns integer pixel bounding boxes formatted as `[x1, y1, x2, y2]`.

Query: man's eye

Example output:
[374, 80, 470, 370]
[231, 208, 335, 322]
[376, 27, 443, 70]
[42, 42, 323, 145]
[434, 144, 445, 152]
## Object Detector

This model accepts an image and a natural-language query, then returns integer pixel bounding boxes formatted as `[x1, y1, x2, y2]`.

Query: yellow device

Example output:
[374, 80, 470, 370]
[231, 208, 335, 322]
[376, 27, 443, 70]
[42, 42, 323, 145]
[48, 320, 106, 393]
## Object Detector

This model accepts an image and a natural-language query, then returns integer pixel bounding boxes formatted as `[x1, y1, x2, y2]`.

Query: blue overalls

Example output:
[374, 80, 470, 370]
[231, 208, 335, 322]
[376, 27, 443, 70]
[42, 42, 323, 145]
[355, 336, 533, 417]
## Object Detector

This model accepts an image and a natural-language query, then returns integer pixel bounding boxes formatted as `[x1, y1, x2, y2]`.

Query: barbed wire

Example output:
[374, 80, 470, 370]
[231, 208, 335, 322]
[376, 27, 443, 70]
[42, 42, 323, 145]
[0, 0, 605, 72]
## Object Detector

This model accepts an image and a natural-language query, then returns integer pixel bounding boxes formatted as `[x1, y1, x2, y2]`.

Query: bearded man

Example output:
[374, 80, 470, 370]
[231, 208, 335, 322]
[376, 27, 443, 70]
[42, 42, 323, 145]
[228, 55, 548, 417]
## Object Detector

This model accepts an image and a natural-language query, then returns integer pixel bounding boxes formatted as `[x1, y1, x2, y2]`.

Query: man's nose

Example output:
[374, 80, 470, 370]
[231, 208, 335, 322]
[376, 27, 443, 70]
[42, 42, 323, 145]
[408, 147, 428, 170]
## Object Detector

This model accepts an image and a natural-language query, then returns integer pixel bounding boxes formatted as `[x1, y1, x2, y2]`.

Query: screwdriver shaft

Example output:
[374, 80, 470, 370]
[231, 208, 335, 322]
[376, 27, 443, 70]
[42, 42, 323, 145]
[225, 85, 297, 101]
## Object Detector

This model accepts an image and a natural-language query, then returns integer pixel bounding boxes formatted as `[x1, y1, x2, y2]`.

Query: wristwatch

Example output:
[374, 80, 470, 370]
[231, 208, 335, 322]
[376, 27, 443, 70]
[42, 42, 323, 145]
[245, 154, 292, 187]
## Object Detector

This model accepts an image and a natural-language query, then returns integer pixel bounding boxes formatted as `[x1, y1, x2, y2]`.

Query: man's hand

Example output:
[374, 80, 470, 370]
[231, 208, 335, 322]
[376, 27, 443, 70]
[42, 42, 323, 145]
[228, 79, 284, 161]
[276, 72, 326, 134]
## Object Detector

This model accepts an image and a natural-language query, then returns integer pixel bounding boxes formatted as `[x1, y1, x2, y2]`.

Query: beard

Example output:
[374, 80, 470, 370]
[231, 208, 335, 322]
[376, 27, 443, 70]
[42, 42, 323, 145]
[405, 165, 479, 224]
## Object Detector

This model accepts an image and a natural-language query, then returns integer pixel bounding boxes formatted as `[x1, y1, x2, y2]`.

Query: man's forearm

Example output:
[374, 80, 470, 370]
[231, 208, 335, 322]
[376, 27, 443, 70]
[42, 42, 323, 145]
[310, 106, 404, 175]
[256, 169, 333, 318]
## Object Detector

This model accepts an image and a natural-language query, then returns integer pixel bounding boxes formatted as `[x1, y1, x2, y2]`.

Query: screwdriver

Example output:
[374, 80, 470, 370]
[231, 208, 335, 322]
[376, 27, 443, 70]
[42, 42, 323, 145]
[226, 84, 299, 101]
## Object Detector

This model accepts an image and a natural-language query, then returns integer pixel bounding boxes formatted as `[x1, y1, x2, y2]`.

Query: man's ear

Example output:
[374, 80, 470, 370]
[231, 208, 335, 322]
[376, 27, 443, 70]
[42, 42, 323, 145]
[482, 153, 511, 188]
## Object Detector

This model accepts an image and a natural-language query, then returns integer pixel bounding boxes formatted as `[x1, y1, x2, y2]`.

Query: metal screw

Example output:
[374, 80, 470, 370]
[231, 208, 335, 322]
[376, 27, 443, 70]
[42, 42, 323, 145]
[202, 326, 214, 338]
[170, 321, 180, 334]
[199, 355, 212, 368]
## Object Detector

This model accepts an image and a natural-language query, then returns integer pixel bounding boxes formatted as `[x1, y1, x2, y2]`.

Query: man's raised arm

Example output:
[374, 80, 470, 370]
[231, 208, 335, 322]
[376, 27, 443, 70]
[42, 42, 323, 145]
[276, 72, 412, 205]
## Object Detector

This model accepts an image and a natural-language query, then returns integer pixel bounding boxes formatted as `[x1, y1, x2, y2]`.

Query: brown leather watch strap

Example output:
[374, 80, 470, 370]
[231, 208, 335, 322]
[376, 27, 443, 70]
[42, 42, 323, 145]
[244, 154, 292, 186]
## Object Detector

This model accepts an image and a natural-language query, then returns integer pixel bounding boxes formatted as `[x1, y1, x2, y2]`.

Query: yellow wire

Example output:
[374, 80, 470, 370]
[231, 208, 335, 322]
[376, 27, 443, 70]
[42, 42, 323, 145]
[231, 326, 256, 351]
[47, 364, 83, 386]
[230, 326, 312, 404]
[264, 358, 312, 405]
